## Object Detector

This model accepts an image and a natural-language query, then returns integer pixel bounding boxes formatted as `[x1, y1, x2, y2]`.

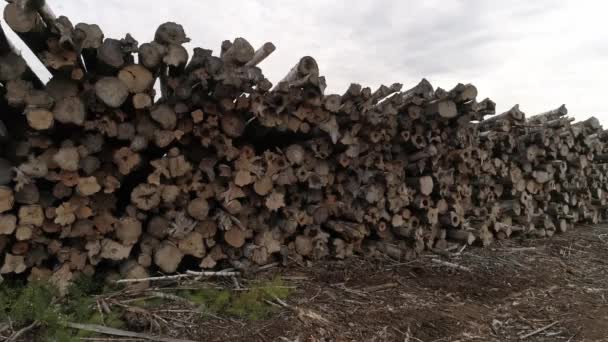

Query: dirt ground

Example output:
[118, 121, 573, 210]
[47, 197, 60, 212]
[180, 224, 608, 342]
[5, 224, 607, 342]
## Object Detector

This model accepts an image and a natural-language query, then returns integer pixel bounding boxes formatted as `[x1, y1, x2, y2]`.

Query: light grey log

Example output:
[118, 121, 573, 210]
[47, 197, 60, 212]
[424, 99, 458, 118]
[221, 37, 254, 66]
[245, 42, 275, 67]
[527, 104, 567, 124]
[278, 56, 319, 85]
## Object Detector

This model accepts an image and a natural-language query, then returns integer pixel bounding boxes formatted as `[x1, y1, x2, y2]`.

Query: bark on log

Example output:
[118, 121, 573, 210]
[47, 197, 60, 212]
[425, 99, 458, 118]
[0, 5, 606, 285]
[245, 42, 276, 67]
[222, 37, 254, 66]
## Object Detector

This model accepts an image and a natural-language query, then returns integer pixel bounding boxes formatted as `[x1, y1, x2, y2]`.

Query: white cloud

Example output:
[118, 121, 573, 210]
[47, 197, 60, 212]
[11, 0, 608, 124]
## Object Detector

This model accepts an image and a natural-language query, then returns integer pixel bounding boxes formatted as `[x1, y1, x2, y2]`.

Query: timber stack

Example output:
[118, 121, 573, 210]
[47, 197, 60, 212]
[0, 0, 606, 288]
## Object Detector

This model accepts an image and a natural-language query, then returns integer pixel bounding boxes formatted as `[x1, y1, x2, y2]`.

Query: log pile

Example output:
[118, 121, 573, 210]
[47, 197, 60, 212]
[1, 1, 607, 284]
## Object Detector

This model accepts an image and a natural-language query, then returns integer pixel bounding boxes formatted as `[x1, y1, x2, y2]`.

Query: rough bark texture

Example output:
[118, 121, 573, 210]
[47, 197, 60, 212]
[1, 4, 608, 287]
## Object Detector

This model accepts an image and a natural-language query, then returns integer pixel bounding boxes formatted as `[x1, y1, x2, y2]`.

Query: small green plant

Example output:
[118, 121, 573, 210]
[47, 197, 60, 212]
[0, 275, 292, 340]
[181, 276, 291, 320]
[0, 275, 124, 341]
[132, 296, 165, 308]
[0, 280, 71, 341]
[62, 274, 107, 323]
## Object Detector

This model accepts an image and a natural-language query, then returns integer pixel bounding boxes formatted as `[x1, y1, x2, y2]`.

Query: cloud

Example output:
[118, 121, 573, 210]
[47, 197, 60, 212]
[11, 0, 608, 124]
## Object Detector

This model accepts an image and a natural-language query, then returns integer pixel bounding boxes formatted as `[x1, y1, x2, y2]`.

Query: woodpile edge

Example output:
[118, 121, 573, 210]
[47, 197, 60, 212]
[0, 0, 607, 290]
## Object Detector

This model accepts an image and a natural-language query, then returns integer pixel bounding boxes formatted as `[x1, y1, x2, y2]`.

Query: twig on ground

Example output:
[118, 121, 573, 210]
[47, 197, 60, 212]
[519, 321, 559, 339]
[149, 291, 191, 303]
[256, 331, 269, 342]
[566, 327, 582, 342]
[455, 244, 468, 255]
[431, 258, 472, 272]
[100, 298, 112, 314]
[446, 244, 460, 252]
[6, 320, 39, 342]
[404, 325, 424, 342]
[264, 299, 282, 308]
[502, 247, 538, 252]
[256, 262, 280, 272]
[362, 282, 399, 293]
[115, 274, 190, 283]
[95, 299, 106, 325]
[331, 283, 368, 298]
[115, 271, 239, 284]
[186, 270, 240, 277]
[269, 295, 330, 325]
[79, 338, 151, 341]
[63, 322, 196, 342]
[431, 248, 452, 257]
[281, 276, 309, 281]
[231, 276, 241, 289]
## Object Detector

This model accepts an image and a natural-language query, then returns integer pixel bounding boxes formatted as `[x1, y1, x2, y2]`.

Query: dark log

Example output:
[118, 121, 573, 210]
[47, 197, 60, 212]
[53, 95, 85, 125]
[154, 22, 189, 45]
[73, 22, 103, 68]
[138, 42, 164, 70]
[446, 229, 476, 245]
[97, 38, 126, 72]
[95, 77, 129, 108]
[0, 24, 43, 85]
[220, 112, 246, 138]
[150, 103, 177, 130]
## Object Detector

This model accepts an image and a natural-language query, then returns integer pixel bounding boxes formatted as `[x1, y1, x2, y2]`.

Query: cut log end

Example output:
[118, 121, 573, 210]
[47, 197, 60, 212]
[95, 77, 129, 108]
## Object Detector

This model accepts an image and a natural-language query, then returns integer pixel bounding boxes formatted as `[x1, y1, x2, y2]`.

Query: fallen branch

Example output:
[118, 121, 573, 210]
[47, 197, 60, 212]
[185, 270, 240, 277]
[115, 270, 240, 283]
[149, 291, 191, 303]
[519, 321, 559, 339]
[6, 320, 39, 342]
[431, 259, 472, 272]
[453, 244, 468, 256]
[502, 247, 538, 252]
[63, 322, 197, 342]
[115, 274, 191, 283]
[362, 282, 399, 293]
[270, 295, 330, 325]
[255, 262, 280, 272]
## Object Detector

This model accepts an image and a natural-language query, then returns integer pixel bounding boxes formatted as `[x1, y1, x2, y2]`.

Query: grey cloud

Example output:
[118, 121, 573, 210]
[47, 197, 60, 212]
[14, 0, 608, 124]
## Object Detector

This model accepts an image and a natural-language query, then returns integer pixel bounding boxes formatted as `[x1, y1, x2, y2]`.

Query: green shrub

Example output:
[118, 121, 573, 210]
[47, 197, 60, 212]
[0, 274, 293, 341]
[181, 276, 291, 320]
[0, 275, 121, 341]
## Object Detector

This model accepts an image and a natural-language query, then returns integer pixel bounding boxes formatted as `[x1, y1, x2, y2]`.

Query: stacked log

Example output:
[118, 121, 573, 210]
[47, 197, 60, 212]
[1, 1, 607, 283]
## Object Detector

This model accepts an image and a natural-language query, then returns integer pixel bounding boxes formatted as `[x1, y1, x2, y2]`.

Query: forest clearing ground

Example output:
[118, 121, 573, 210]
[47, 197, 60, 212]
[1, 224, 607, 342]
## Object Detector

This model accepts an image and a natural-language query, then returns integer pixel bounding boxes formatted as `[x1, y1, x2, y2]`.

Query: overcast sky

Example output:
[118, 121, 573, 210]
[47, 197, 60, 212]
[4, 0, 607, 125]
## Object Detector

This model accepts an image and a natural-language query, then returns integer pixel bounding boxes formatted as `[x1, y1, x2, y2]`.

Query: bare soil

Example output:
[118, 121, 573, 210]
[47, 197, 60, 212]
[183, 224, 608, 342]
[7, 224, 607, 342]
